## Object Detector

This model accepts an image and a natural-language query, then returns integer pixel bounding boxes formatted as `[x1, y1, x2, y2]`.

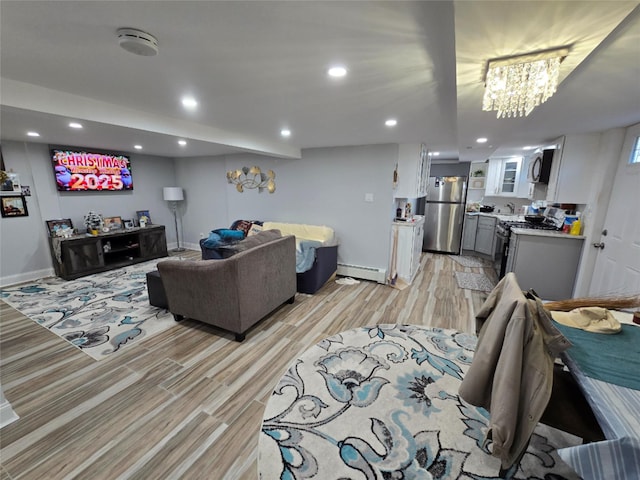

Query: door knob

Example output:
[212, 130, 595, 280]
[592, 242, 605, 250]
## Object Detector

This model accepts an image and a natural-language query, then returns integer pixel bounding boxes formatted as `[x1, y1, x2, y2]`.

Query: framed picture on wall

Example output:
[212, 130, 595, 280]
[1, 172, 18, 192]
[1, 195, 28, 218]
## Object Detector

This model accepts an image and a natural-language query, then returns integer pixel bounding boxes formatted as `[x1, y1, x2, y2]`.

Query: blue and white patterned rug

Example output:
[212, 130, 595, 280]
[259, 325, 581, 479]
[0, 259, 175, 361]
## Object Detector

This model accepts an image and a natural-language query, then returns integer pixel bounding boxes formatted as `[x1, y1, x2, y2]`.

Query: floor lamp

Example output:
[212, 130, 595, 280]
[163, 187, 185, 252]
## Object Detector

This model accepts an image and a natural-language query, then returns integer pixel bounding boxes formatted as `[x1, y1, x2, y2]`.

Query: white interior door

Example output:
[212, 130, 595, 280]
[589, 127, 640, 296]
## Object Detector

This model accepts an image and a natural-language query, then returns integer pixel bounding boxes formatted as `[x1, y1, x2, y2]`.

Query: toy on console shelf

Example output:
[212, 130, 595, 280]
[84, 211, 103, 235]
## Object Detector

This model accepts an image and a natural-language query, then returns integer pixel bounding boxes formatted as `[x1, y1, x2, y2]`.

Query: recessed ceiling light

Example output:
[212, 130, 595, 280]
[385, 119, 397, 127]
[27, 131, 40, 137]
[178, 140, 187, 146]
[134, 145, 143, 150]
[476, 137, 488, 143]
[432, 152, 440, 156]
[181, 96, 198, 109]
[69, 122, 83, 129]
[327, 66, 347, 77]
[280, 129, 291, 137]
[522, 146, 535, 150]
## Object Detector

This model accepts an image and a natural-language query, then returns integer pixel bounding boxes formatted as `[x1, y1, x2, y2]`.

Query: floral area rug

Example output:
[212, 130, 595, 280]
[259, 325, 580, 479]
[454, 271, 496, 293]
[449, 255, 493, 268]
[0, 259, 175, 361]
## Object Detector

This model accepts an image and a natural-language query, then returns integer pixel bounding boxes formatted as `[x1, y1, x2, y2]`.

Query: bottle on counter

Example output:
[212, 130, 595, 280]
[405, 202, 412, 218]
[570, 218, 582, 235]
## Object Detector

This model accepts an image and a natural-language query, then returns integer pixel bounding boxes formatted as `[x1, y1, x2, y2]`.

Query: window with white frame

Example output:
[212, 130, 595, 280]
[630, 136, 640, 164]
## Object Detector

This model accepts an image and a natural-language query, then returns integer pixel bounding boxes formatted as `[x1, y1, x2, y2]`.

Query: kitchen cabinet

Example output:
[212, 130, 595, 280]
[394, 143, 430, 199]
[485, 157, 522, 197]
[49, 225, 168, 280]
[462, 214, 478, 250]
[515, 155, 532, 198]
[508, 230, 584, 300]
[546, 134, 601, 204]
[474, 215, 496, 257]
[468, 162, 487, 190]
[390, 216, 424, 284]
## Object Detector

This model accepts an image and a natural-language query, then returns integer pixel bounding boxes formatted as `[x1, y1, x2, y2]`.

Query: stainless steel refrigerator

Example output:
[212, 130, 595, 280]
[418, 176, 467, 254]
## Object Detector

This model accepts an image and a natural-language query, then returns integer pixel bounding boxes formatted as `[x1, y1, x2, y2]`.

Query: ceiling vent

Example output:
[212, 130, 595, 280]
[117, 28, 158, 57]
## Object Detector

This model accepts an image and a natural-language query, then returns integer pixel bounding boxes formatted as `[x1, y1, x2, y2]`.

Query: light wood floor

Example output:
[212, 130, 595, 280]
[0, 252, 496, 479]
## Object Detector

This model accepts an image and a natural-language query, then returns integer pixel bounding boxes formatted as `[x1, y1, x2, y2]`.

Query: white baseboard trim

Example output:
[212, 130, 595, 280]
[0, 401, 19, 429]
[0, 268, 55, 288]
[337, 263, 387, 284]
[182, 241, 201, 251]
[1, 386, 19, 428]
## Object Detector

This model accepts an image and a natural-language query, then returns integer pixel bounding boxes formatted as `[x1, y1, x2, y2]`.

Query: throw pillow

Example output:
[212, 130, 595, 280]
[248, 224, 263, 236]
[216, 229, 245, 241]
[234, 220, 253, 236]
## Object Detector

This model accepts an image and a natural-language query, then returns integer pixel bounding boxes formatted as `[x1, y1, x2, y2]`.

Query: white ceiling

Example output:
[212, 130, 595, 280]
[1, 1, 639, 163]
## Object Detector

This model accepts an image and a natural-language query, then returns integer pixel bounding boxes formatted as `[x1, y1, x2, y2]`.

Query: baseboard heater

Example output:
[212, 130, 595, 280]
[337, 263, 387, 284]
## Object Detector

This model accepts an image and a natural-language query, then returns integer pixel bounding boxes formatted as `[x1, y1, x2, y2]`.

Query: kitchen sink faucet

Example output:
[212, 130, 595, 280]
[506, 202, 515, 214]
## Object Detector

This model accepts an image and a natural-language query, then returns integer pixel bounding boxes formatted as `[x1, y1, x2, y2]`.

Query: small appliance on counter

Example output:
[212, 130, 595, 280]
[543, 206, 566, 229]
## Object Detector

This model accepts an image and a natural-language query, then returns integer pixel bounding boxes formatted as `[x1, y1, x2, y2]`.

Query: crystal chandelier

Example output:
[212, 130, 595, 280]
[226, 166, 275, 193]
[482, 47, 569, 118]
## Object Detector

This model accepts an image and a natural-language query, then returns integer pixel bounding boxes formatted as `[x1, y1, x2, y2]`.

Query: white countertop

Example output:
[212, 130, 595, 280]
[510, 227, 585, 240]
[466, 212, 526, 222]
[393, 215, 424, 227]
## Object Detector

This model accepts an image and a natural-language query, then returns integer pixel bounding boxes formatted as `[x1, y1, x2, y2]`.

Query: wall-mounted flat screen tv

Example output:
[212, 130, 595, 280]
[52, 149, 133, 191]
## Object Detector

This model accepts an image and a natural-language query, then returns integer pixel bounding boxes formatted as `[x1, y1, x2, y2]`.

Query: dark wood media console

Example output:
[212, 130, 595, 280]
[49, 225, 168, 280]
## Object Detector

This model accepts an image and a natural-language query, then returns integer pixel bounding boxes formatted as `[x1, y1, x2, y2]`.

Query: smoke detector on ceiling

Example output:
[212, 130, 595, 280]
[117, 28, 158, 57]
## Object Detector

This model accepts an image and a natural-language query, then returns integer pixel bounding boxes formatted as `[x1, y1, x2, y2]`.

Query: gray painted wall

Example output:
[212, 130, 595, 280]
[0, 141, 176, 285]
[175, 156, 230, 248]
[177, 144, 396, 270]
[0, 142, 52, 283]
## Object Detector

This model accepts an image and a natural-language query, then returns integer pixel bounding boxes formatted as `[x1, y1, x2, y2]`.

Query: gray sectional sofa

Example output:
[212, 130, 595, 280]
[157, 230, 296, 341]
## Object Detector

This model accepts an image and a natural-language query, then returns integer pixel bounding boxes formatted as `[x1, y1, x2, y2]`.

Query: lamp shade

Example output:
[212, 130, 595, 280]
[163, 187, 184, 201]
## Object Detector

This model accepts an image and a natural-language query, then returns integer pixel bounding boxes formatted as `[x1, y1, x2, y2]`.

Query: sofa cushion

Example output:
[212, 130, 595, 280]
[220, 229, 282, 256]
[262, 222, 336, 246]
[200, 238, 230, 259]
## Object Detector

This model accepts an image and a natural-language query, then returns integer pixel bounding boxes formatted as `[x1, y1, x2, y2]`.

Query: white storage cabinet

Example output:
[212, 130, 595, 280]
[394, 143, 430, 199]
[391, 216, 425, 284]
